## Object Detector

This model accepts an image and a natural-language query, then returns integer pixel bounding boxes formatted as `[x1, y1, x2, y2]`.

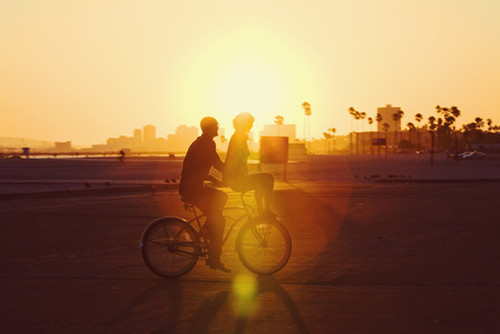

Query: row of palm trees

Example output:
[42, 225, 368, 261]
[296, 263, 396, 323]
[276, 102, 498, 154]
[347, 106, 407, 154]
[340, 105, 498, 154]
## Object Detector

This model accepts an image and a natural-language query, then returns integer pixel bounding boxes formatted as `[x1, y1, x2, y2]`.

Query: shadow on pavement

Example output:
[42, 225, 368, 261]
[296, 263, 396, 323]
[104, 278, 183, 332]
[234, 275, 310, 334]
[187, 290, 230, 334]
[186, 275, 309, 334]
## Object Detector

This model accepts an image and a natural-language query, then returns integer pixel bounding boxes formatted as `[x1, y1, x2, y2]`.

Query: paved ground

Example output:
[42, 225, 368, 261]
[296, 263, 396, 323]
[1, 175, 500, 333]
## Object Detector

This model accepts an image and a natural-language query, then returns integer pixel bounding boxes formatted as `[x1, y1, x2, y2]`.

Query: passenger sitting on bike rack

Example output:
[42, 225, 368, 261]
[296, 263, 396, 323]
[179, 116, 230, 273]
[224, 112, 276, 218]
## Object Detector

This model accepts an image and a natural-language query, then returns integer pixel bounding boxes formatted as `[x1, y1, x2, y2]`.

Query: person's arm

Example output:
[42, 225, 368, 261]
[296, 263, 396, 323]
[213, 154, 224, 173]
[209, 140, 225, 173]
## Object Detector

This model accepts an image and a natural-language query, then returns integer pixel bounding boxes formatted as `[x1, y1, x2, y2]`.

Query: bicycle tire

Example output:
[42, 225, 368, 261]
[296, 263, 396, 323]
[236, 217, 291, 274]
[142, 217, 200, 278]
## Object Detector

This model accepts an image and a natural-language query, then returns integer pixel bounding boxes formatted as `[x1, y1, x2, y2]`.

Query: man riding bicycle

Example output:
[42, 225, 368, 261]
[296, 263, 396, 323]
[179, 116, 230, 273]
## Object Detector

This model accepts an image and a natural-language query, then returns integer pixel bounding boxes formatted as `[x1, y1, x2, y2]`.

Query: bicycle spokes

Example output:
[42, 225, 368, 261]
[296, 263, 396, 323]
[251, 221, 273, 246]
[142, 219, 200, 278]
[236, 219, 291, 274]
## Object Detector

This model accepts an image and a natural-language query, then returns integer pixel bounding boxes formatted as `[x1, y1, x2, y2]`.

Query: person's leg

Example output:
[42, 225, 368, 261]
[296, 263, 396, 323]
[248, 173, 274, 215]
[194, 187, 227, 262]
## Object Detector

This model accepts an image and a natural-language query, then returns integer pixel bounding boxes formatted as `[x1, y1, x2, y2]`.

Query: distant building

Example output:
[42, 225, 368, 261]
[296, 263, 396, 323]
[107, 135, 136, 150]
[54, 141, 72, 152]
[377, 104, 402, 132]
[259, 124, 296, 142]
[133, 129, 142, 144]
[143, 125, 156, 143]
[167, 125, 198, 152]
[91, 144, 109, 151]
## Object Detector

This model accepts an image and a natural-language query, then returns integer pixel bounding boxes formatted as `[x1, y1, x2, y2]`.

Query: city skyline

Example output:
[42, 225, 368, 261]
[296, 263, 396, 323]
[1, 1, 499, 145]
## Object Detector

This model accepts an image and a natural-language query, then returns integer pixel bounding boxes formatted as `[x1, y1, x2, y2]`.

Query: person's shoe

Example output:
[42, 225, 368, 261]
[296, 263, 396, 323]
[206, 258, 231, 273]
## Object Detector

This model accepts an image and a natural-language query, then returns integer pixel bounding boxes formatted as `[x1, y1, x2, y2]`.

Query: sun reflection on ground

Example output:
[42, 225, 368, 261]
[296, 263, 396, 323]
[232, 273, 258, 318]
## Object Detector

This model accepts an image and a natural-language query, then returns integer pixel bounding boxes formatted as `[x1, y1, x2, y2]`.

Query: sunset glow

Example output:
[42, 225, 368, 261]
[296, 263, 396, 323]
[0, 0, 499, 145]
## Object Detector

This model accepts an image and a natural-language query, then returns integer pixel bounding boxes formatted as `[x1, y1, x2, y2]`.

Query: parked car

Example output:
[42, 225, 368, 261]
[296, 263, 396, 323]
[462, 151, 486, 160]
[447, 151, 470, 159]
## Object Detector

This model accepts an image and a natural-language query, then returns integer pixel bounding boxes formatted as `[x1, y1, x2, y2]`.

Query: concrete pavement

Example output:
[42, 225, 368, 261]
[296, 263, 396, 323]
[1, 180, 499, 333]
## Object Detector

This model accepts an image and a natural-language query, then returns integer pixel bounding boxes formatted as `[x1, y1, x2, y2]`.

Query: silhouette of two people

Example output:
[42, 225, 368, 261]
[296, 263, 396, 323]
[179, 113, 275, 272]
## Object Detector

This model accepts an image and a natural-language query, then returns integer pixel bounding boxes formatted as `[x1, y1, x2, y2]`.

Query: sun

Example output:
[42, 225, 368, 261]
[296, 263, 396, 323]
[214, 59, 284, 123]
[177, 27, 297, 133]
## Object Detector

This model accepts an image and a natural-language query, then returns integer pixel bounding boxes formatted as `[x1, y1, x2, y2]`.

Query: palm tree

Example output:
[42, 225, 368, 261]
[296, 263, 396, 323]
[415, 113, 423, 124]
[274, 115, 284, 136]
[392, 113, 399, 151]
[322, 132, 332, 153]
[406, 122, 416, 145]
[394, 110, 405, 147]
[359, 111, 367, 154]
[367, 117, 374, 155]
[348, 107, 357, 154]
[302, 102, 311, 146]
[487, 118, 493, 132]
[391, 109, 404, 152]
[444, 106, 461, 150]
[354, 111, 361, 154]
[428, 116, 436, 128]
[415, 113, 423, 150]
[328, 127, 337, 153]
[436, 117, 443, 151]
[475, 117, 485, 144]
[435, 106, 459, 150]
[382, 122, 390, 157]
[435, 105, 461, 151]
[475, 117, 484, 129]
[375, 113, 383, 157]
[428, 116, 437, 164]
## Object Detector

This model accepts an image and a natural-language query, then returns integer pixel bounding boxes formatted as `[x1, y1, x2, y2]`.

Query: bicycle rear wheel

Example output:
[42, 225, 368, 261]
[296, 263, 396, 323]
[236, 217, 291, 274]
[141, 218, 200, 278]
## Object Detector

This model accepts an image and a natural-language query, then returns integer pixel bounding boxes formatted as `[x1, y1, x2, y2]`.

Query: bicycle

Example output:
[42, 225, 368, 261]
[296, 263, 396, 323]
[139, 191, 292, 278]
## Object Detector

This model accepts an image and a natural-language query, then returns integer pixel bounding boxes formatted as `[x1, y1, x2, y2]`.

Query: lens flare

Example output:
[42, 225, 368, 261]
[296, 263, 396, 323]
[232, 273, 258, 318]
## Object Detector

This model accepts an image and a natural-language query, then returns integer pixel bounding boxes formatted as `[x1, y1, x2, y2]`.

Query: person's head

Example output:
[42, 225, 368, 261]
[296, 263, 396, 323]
[233, 112, 254, 134]
[200, 116, 219, 138]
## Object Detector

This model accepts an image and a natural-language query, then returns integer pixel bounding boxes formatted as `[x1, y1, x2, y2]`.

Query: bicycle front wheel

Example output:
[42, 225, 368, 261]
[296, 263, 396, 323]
[236, 217, 291, 274]
[142, 218, 200, 278]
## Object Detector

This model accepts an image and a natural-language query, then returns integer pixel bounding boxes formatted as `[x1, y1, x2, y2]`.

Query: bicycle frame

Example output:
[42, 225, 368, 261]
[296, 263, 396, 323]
[140, 193, 258, 252]
[140, 190, 291, 277]
[185, 192, 257, 249]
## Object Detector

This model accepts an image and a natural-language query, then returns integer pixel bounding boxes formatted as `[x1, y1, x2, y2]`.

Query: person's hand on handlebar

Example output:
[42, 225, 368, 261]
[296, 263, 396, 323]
[206, 175, 224, 188]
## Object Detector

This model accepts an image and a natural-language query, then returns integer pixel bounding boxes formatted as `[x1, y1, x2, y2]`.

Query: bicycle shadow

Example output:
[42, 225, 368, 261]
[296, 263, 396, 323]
[100, 275, 308, 333]
[187, 290, 230, 334]
[234, 274, 309, 334]
[185, 275, 309, 334]
[103, 278, 183, 332]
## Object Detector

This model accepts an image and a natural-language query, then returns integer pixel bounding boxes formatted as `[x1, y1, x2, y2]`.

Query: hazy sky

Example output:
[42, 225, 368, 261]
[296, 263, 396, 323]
[1, 0, 499, 145]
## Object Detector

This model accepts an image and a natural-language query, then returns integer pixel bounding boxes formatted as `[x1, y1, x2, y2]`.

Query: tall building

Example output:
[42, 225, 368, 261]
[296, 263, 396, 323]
[377, 104, 402, 132]
[143, 125, 156, 143]
[133, 129, 142, 143]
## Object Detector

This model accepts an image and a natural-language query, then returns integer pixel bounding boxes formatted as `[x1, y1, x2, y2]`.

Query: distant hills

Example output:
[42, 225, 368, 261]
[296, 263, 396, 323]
[0, 137, 54, 149]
